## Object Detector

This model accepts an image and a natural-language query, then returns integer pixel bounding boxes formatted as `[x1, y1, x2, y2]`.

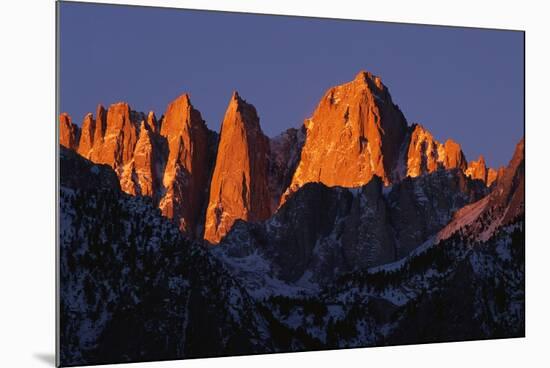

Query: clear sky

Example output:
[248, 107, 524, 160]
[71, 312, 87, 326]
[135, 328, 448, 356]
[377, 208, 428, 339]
[58, 2, 524, 168]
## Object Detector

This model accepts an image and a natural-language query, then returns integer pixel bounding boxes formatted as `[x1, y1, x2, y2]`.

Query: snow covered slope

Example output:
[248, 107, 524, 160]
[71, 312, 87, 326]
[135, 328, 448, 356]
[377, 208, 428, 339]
[59, 148, 271, 366]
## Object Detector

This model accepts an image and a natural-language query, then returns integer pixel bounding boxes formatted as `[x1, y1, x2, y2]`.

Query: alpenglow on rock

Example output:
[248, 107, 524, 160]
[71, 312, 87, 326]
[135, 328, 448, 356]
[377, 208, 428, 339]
[59, 94, 215, 236]
[403, 124, 468, 178]
[59, 113, 80, 150]
[159, 93, 211, 234]
[278, 71, 497, 206]
[92, 102, 141, 172]
[281, 71, 409, 204]
[204, 92, 271, 244]
[76, 113, 95, 158]
[119, 122, 158, 197]
[438, 137, 524, 241]
[58, 69, 500, 241]
[465, 155, 488, 184]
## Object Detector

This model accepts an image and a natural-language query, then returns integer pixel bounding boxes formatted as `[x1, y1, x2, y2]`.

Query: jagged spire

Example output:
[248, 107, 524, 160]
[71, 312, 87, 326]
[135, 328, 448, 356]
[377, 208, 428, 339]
[204, 92, 271, 244]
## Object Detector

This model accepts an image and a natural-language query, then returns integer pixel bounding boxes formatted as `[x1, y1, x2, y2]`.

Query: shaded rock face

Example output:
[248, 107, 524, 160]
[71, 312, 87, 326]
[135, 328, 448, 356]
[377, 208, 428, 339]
[283, 71, 408, 203]
[268, 126, 306, 212]
[159, 94, 211, 234]
[487, 167, 502, 187]
[145, 111, 158, 133]
[314, 220, 524, 349]
[59, 146, 120, 192]
[438, 138, 524, 241]
[403, 124, 467, 179]
[204, 92, 271, 244]
[487, 166, 506, 187]
[59, 113, 80, 150]
[497, 138, 525, 223]
[387, 169, 486, 257]
[216, 170, 486, 285]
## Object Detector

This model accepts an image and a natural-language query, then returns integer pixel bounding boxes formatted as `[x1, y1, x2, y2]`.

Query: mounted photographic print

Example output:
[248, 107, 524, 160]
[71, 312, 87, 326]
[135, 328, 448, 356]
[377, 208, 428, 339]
[56, 1, 525, 366]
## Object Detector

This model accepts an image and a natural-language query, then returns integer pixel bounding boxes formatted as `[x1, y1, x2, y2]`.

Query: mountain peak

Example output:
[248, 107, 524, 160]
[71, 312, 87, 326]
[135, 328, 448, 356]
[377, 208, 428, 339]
[86, 101, 139, 172]
[77, 112, 96, 158]
[406, 123, 439, 177]
[282, 69, 408, 198]
[158, 92, 210, 234]
[171, 93, 192, 108]
[444, 138, 459, 147]
[411, 123, 432, 136]
[229, 91, 247, 108]
[59, 113, 80, 150]
[354, 70, 370, 81]
[204, 93, 271, 244]
[353, 70, 384, 90]
[465, 154, 488, 184]
[224, 92, 261, 134]
[354, 70, 373, 82]
[402, 124, 469, 179]
[229, 91, 258, 116]
[160, 93, 204, 139]
[111, 101, 131, 109]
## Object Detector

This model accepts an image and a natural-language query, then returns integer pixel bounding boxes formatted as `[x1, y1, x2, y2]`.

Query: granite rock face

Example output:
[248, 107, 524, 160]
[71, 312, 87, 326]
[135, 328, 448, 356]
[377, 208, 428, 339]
[282, 71, 409, 204]
[93, 102, 140, 172]
[77, 113, 95, 159]
[119, 122, 159, 197]
[204, 92, 271, 244]
[486, 166, 506, 187]
[387, 169, 486, 257]
[465, 155, 488, 184]
[59, 113, 80, 150]
[216, 169, 487, 286]
[267, 126, 306, 212]
[159, 94, 212, 234]
[60, 95, 216, 236]
[403, 124, 468, 179]
[91, 104, 107, 161]
[58, 70, 503, 245]
[58, 71, 524, 362]
[279, 72, 490, 207]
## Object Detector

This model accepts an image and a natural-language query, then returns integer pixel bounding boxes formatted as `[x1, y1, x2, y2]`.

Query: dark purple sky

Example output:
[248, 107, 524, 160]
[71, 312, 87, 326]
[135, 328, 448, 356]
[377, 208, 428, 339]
[58, 2, 524, 168]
